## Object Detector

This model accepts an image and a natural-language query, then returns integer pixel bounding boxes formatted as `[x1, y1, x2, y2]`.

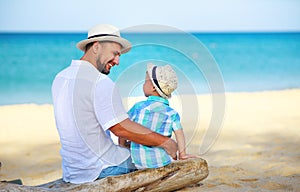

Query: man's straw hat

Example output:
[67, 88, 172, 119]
[76, 24, 131, 53]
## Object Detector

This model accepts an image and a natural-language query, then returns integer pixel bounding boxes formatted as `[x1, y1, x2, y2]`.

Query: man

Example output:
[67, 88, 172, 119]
[52, 24, 178, 184]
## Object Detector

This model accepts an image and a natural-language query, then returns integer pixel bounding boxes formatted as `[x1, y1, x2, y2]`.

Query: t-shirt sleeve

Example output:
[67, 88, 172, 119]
[94, 76, 128, 131]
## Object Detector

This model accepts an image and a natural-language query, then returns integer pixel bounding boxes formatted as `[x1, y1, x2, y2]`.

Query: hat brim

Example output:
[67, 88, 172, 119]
[76, 36, 131, 54]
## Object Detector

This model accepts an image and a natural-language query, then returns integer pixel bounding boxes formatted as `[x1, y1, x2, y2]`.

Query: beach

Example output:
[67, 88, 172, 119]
[0, 89, 299, 191]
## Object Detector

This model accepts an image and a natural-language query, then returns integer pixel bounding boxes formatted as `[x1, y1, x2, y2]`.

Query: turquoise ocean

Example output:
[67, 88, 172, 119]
[0, 32, 299, 105]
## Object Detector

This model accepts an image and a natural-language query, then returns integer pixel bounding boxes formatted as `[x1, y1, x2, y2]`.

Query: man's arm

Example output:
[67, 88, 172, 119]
[110, 118, 178, 159]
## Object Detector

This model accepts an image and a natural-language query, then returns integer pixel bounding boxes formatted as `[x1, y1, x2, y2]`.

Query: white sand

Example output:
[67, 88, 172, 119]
[0, 89, 299, 191]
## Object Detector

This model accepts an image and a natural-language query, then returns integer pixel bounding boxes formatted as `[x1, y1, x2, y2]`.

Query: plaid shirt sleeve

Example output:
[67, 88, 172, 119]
[128, 104, 137, 120]
[171, 112, 183, 131]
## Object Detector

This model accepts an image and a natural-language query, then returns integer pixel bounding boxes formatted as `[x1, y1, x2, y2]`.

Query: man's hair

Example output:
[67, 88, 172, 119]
[85, 42, 94, 52]
[84, 41, 111, 53]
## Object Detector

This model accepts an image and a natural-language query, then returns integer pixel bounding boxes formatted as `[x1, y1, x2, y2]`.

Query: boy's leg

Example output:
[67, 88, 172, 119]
[98, 157, 136, 179]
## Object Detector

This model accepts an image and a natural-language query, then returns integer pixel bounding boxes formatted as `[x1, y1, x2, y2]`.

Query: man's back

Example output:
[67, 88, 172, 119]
[52, 60, 129, 184]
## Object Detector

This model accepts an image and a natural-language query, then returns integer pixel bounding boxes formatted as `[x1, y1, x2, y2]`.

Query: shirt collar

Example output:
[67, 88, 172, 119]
[71, 60, 93, 67]
[147, 96, 169, 105]
[71, 60, 102, 75]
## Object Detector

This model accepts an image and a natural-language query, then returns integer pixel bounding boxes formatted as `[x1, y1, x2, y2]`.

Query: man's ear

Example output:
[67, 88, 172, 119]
[92, 42, 100, 54]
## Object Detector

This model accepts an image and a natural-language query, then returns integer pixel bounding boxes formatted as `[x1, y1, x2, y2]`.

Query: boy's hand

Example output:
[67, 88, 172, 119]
[120, 140, 131, 148]
[123, 140, 131, 148]
[179, 153, 200, 160]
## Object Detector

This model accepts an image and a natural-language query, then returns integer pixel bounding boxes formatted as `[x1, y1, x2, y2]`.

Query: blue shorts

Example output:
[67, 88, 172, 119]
[98, 157, 137, 179]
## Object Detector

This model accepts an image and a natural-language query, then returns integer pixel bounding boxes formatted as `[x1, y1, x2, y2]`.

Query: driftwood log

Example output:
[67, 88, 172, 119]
[0, 158, 208, 192]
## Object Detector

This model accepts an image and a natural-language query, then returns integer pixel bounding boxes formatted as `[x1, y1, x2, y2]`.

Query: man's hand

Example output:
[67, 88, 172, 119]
[159, 138, 178, 160]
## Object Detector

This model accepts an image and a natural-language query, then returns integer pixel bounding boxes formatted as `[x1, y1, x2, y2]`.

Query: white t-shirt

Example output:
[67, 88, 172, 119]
[52, 60, 130, 184]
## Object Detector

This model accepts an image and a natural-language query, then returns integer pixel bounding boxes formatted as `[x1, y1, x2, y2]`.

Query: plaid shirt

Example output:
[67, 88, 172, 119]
[128, 96, 182, 169]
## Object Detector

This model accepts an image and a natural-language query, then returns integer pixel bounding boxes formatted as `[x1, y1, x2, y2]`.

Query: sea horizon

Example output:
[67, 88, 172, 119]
[0, 32, 299, 105]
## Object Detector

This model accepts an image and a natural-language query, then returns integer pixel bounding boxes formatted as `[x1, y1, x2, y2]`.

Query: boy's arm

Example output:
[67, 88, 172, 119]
[118, 137, 130, 148]
[174, 129, 199, 160]
[174, 129, 186, 159]
[118, 137, 126, 146]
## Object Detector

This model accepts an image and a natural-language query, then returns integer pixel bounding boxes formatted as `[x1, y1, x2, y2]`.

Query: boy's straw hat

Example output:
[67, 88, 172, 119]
[76, 24, 131, 53]
[147, 63, 178, 99]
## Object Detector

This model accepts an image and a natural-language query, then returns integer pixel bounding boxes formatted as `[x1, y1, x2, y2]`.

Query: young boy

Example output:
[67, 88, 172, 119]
[119, 63, 196, 169]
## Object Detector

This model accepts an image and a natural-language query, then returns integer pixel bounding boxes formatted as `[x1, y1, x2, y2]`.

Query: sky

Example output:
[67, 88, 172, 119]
[0, 0, 300, 32]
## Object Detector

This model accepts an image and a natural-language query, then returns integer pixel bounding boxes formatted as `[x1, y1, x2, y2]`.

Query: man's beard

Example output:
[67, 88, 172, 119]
[96, 59, 110, 75]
